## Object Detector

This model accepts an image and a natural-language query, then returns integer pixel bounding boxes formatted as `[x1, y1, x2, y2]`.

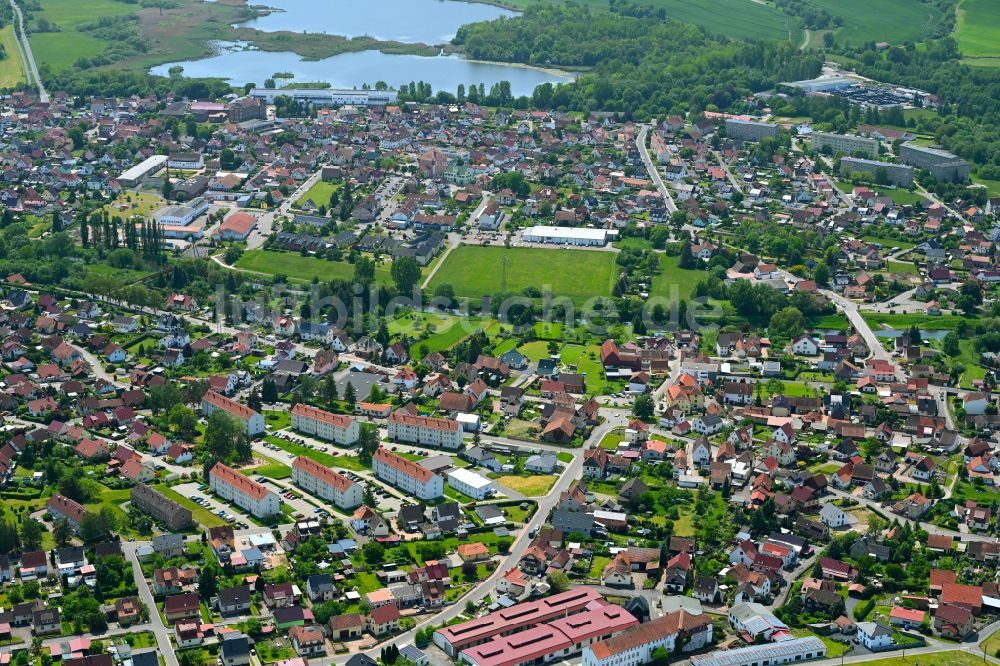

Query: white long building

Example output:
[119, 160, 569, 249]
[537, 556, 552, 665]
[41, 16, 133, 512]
[209, 462, 280, 518]
[689, 637, 826, 666]
[447, 468, 494, 500]
[373, 447, 443, 500]
[291, 403, 359, 445]
[291, 456, 362, 509]
[201, 390, 265, 436]
[249, 87, 397, 106]
[387, 412, 463, 449]
[522, 226, 616, 246]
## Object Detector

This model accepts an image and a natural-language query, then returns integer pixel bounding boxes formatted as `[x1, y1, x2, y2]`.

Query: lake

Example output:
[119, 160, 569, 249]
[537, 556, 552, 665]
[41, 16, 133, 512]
[152, 44, 574, 98]
[236, 0, 516, 43]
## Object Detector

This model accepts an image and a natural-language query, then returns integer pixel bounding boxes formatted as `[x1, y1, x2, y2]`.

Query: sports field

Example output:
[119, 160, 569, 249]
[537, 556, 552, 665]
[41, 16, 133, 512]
[427, 246, 617, 305]
[235, 249, 393, 284]
[956, 0, 1000, 61]
[804, 0, 946, 46]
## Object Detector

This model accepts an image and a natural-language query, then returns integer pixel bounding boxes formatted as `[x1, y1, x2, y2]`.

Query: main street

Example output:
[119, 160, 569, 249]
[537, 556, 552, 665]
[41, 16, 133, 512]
[636, 125, 678, 214]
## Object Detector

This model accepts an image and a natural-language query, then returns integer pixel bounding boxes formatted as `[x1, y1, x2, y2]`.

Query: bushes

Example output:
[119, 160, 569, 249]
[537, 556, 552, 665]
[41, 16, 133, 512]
[855, 598, 875, 621]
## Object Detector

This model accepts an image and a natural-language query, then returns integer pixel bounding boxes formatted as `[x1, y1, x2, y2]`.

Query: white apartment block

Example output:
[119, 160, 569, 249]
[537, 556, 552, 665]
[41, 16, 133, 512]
[210, 462, 280, 517]
[387, 412, 463, 449]
[291, 456, 362, 509]
[373, 447, 443, 500]
[291, 403, 359, 445]
[201, 390, 265, 436]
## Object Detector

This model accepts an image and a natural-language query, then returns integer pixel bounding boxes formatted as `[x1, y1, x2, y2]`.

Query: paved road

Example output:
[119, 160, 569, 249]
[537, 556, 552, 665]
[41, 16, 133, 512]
[421, 230, 464, 289]
[827, 486, 998, 543]
[324, 417, 617, 664]
[636, 125, 677, 214]
[9, 0, 47, 103]
[123, 541, 179, 666]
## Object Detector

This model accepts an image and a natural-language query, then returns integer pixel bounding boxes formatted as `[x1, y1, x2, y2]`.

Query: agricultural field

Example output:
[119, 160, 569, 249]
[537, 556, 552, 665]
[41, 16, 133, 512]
[0, 26, 24, 88]
[494, 0, 798, 42]
[28, 0, 138, 69]
[956, 0, 1000, 62]
[428, 246, 617, 305]
[235, 249, 394, 284]
[802, 0, 946, 46]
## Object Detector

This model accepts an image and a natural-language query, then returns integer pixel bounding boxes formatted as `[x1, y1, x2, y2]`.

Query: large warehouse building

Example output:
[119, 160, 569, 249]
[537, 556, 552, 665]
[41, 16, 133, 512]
[250, 87, 397, 106]
[522, 226, 616, 246]
[118, 155, 168, 188]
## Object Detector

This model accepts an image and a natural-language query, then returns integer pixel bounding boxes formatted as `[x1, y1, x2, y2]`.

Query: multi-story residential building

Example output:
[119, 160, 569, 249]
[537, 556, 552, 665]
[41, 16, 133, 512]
[291, 456, 362, 509]
[840, 157, 914, 187]
[811, 132, 878, 159]
[373, 447, 443, 500]
[201, 390, 264, 436]
[131, 483, 193, 531]
[290, 403, 359, 445]
[47, 494, 88, 533]
[209, 462, 280, 518]
[899, 143, 970, 182]
[583, 610, 713, 666]
[387, 412, 463, 449]
[725, 119, 778, 142]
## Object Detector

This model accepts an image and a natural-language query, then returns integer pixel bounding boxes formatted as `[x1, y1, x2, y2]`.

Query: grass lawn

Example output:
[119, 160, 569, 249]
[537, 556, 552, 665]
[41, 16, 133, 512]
[650, 254, 703, 304]
[0, 27, 24, 87]
[154, 484, 227, 528]
[884, 189, 928, 206]
[519, 340, 554, 363]
[294, 180, 339, 210]
[263, 435, 366, 472]
[860, 235, 916, 250]
[791, 630, 850, 658]
[972, 175, 1000, 198]
[957, 338, 987, 388]
[673, 510, 695, 537]
[862, 312, 967, 330]
[886, 260, 919, 275]
[427, 245, 617, 305]
[848, 652, 980, 666]
[956, 0, 1000, 60]
[557, 452, 574, 463]
[600, 432, 627, 450]
[493, 475, 557, 497]
[103, 192, 166, 219]
[981, 625, 1000, 655]
[246, 459, 292, 480]
[264, 410, 291, 430]
[236, 249, 394, 284]
[589, 555, 611, 578]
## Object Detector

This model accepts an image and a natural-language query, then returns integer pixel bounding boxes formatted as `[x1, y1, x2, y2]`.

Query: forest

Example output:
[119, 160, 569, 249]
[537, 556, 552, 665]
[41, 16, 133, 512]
[451, 5, 822, 118]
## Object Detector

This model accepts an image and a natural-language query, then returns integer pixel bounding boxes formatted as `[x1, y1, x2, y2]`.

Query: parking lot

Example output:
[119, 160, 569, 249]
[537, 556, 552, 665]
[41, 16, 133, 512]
[173, 481, 253, 530]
